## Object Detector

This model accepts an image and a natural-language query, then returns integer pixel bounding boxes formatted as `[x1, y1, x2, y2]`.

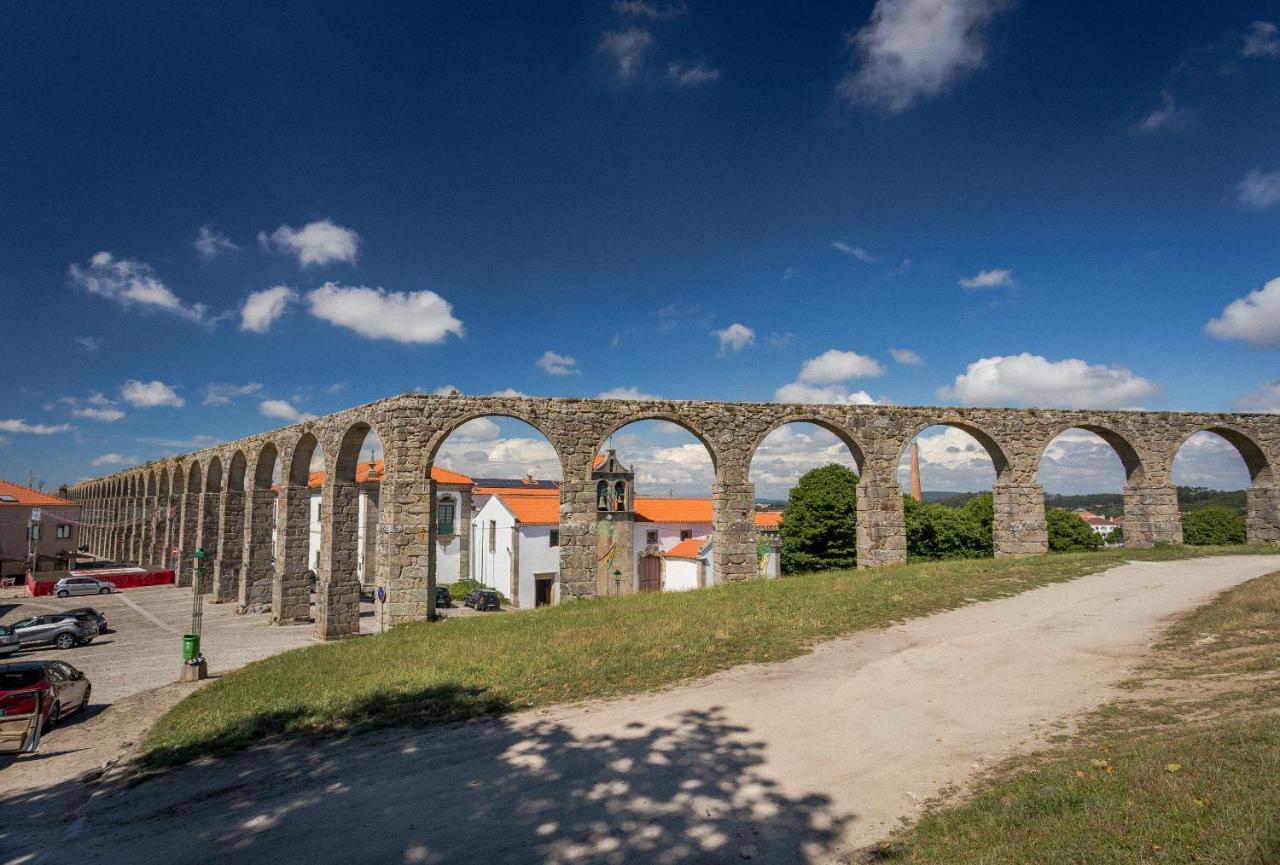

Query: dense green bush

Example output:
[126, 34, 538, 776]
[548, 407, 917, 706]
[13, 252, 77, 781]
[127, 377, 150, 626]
[1046, 508, 1103, 551]
[780, 464, 859, 574]
[905, 494, 994, 560]
[1181, 506, 1247, 545]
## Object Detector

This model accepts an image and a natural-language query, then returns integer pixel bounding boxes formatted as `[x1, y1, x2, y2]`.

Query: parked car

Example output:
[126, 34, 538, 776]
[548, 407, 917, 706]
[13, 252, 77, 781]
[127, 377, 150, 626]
[463, 590, 502, 611]
[435, 586, 453, 608]
[65, 607, 109, 634]
[0, 660, 91, 733]
[7, 614, 98, 650]
[53, 576, 117, 598]
[0, 625, 19, 657]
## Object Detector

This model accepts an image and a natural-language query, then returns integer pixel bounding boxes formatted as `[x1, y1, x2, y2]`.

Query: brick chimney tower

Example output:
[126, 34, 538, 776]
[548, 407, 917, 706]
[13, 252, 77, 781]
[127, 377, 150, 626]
[910, 441, 923, 502]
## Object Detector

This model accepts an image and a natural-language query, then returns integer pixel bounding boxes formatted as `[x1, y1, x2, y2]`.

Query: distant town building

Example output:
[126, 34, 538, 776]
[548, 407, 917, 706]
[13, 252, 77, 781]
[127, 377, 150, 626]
[0, 480, 81, 579]
[1073, 509, 1123, 539]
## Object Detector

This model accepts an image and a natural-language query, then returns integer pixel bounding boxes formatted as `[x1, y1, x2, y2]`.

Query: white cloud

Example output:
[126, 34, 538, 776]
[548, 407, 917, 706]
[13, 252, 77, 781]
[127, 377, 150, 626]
[241, 285, 298, 333]
[600, 28, 655, 81]
[832, 240, 876, 262]
[74, 336, 102, 352]
[667, 61, 720, 87]
[193, 224, 239, 260]
[73, 406, 125, 423]
[433, 385, 461, 396]
[259, 399, 316, 423]
[68, 252, 208, 322]
[612, 0, 687, 21]
[1205, 276, 1280, 347]
[938, 353, 1159, 408]
[798, 349, 883, 383]
[121, 379, 185, 408]
[890, 347, 924, 366]
[306, 282, 464, 344]
[0, 419, 73, 435]
[452, 418, 501, 441]
[1236, 168, 1280, 211]
[259, 219, 360, 267]
[1135, 89, 1194, 134]
[1242, 21, 1280, 58]
[750, 424, 862, 499]
[1234, 380, 1280, 413]
[1171, 431, 1252, 490]
[91, 453, 139, 467]
[958, 267, 1014, 290]
[1034, 428, 1129, 494]
[712, 323, 756, 354]
[898, 425, 997, 490]
[490, 388, 529, 398]
[838, 0, 1011, 113]
[203, 382, 264, 406]
[598, 387, 661, 400]
[537, 350, 579, 376]
[767, 331, 795, 349]
[774, 382, 881, 405]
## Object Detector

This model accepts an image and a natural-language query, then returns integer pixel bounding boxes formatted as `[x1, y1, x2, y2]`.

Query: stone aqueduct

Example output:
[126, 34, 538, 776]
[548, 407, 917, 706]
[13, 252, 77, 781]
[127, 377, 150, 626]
[68, 393, 1280, 639]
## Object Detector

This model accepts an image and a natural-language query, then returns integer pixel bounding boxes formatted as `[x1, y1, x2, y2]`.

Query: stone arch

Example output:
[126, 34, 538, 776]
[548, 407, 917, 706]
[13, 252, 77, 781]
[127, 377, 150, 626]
[273, 431, 324, 626]
[241, 442, 281, 610]
[592, 413, 719, 476]
[186, 460, 202, 493]
[335, 419, 391, 483]
[287, 431, 322, 486]
[205, 455, 224, 493]
[1033, 423, 1147, 485]
[896, 418, 1012, 484]
[749, 415, 867, 474]
[424, 410, 562, 477]
[227, 450, 248, 492]
[1170, 425, 1273, 486]
[252, 442, 279, 490]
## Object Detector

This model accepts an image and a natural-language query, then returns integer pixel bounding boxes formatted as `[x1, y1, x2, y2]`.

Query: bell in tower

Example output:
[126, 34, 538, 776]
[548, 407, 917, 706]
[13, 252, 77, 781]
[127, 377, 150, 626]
[592, 449, 636, 594]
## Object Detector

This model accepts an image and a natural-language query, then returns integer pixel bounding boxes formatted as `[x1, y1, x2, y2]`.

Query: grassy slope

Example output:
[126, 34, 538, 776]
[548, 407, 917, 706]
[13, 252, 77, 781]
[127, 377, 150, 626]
[880, 565, 1280, 864]
[140, 545, 1274, 770]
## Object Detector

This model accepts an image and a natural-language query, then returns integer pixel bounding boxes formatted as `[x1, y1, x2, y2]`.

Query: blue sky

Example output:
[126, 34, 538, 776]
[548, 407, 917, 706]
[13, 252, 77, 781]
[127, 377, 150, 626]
[2, 1, 1278, 494]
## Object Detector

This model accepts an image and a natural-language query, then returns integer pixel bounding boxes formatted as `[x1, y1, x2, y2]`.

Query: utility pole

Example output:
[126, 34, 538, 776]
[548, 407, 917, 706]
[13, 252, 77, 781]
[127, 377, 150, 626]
[180, 548, 208, 682]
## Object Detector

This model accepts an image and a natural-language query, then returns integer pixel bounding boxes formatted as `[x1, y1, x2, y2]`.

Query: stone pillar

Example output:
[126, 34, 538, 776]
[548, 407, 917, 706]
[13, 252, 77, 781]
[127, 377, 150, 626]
[1246, 485, 1280, 545]
[194, 493, 220, 594]
[992, 483, 1049, 557]
[711, 480, 758, 584]
[558, 467, 598, 601]
[131, 493, 145, 562]
[1123, 482, 1182, 547]
[375, 476, 433, 626]
[316, 481, 361, 641]
[856, 479, 908, 568]
[272, 484, 312, 624]
[457, 488, 472, 582]
[360, 488, 379, 587]
[176, 493, 199, 586]
[239, 489, 276, 610]
[212, 489, 245, 603]
[160, 496, 177, 572]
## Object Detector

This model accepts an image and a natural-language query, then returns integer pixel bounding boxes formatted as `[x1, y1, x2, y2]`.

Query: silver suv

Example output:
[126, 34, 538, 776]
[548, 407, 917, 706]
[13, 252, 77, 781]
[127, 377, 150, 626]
[7, 615, 98, 650]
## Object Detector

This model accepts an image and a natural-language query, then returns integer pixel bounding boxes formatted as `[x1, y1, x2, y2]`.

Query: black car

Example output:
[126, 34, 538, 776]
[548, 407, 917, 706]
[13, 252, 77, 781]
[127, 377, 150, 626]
[434, 586, 453, 608]
[65, 607, 109, 634]
[463, 590, 502, 611]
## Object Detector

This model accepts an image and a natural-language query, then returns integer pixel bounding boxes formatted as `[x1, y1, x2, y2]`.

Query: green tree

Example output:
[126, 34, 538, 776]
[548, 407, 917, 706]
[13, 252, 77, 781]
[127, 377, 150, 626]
[1106, 525, 1124, 545]
[780, 464, 858, 574]
[1181, 507, 1246, 545]
[905, 495, 993, 560]
[1046, 508, 1103, 551]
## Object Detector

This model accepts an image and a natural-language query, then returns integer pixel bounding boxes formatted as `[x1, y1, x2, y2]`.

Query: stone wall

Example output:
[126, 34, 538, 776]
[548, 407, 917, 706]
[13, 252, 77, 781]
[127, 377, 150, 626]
[69, 393, 1280, 638]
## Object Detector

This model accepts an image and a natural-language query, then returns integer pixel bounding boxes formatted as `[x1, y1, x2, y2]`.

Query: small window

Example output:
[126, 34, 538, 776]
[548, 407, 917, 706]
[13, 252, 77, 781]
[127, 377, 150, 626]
[437, 498, 456, 536]
[646, 530, 658, 545]
[56, 524, 72, 540]
[488, 520, 497, 553]
[27, 525, 42, 541]
[549, 528, 559, 547]
[680, 530, 692, 541]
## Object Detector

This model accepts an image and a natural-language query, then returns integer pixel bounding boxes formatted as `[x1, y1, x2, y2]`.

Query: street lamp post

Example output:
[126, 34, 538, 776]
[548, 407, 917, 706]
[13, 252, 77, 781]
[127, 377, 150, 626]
[180, 548, 209, 682]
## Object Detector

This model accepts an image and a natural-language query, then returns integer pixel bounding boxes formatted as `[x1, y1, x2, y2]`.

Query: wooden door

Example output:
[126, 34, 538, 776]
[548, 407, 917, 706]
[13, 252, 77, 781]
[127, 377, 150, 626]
[638, 554, 661, 593]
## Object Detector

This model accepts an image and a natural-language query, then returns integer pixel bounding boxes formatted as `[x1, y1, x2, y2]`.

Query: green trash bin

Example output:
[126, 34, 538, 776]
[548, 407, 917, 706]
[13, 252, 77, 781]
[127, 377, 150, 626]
[182, 634, 200, 660]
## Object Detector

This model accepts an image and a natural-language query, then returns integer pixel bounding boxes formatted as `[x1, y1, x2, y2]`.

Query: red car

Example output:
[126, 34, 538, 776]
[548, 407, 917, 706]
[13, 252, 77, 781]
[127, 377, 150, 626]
[0, 661, 92, 752]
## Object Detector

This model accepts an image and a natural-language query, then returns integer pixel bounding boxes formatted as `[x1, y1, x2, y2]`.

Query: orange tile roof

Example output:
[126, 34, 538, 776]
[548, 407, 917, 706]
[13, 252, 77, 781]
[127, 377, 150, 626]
[495, 493, 561, 526]
[473, 484, 559, 498]
[754, 511, 783, 529]
[307, 461, 472, 489]
[0, 480, 75, 507]
[664, 538, 707, 559]
[634, 497, 713, 523]
[593, 454, 606, 468]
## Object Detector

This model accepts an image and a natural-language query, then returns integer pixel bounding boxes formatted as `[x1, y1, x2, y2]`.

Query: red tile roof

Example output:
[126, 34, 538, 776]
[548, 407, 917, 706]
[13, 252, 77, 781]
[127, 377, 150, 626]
[0, 480, 75, 507]
[495, 494, 561, 526]
[754, 511, 783, 529]
[306, 461, 472, 489]
[634, 497, 713, 523]
[664, 538, 707, 559]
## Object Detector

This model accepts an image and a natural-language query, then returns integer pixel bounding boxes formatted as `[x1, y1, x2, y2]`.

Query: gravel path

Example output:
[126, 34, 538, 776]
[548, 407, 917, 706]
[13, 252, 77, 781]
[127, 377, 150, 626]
[4, 555, 1277, 865]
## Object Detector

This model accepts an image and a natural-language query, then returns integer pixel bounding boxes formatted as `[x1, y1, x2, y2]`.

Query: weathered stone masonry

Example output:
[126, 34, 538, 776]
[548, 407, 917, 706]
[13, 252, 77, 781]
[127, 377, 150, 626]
[69, 394, 1280, 641]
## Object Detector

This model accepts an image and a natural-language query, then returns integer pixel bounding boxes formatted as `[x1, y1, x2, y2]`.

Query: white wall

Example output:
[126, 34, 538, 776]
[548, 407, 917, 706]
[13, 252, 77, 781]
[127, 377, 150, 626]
[471, 496, 515, 597]
[663, 557, 701, 592]
[517, 524, 560, 609]
[435, 492, 463, 584]
[633, 522, 710, 555]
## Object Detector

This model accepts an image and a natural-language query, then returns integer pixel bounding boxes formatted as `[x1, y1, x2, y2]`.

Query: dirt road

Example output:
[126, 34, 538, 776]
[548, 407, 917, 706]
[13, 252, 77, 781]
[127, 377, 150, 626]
[5, 555, 1277, 865]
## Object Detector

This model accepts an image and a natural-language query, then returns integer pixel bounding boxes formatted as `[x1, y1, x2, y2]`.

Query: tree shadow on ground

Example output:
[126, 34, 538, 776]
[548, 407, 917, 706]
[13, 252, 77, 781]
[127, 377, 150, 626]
[2, 684, 857, 864]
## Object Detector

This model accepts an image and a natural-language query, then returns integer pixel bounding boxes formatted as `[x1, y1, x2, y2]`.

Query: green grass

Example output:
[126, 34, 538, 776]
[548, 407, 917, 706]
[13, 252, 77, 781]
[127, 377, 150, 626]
[877, 562, 1280, 864]
[138, 544, 1275, 771]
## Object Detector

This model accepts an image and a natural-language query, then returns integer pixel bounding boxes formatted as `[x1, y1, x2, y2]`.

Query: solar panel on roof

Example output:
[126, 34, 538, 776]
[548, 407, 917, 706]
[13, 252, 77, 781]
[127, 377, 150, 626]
[0, 495, 17, 502]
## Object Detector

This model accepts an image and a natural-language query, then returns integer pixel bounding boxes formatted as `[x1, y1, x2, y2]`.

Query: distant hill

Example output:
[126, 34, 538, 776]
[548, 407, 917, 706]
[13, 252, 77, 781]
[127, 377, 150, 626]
[761, 487, 1247, 516]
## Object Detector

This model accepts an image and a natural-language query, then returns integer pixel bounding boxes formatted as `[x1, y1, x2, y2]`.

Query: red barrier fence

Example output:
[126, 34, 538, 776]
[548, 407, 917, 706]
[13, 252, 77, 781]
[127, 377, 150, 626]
[26, 569, 176, 596]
